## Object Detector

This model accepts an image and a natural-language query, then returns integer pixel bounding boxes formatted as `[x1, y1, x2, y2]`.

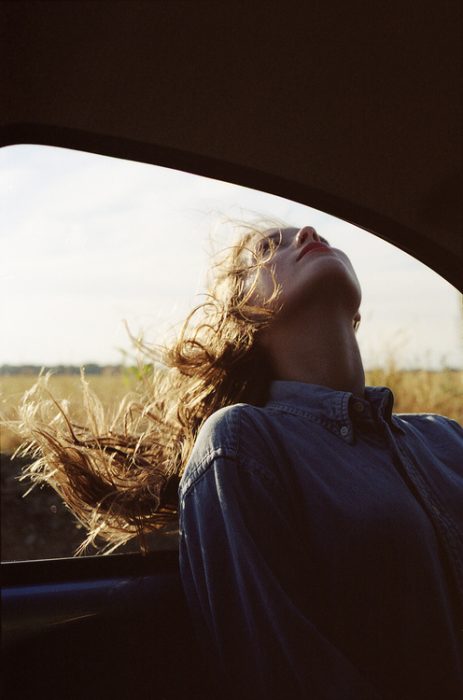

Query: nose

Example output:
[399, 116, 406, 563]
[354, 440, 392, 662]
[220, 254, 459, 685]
[296, 226, 320, 246]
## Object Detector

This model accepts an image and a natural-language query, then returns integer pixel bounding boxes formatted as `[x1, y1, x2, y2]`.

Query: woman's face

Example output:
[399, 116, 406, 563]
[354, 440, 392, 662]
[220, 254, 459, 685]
[251, 226, 362, 322]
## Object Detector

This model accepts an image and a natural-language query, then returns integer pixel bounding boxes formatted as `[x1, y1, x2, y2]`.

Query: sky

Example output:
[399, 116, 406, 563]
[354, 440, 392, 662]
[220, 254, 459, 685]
[1, 144, 462, 370]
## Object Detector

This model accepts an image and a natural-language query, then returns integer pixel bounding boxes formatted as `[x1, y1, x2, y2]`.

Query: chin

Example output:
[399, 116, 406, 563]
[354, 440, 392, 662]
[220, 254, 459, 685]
[310, 253, 362, 307]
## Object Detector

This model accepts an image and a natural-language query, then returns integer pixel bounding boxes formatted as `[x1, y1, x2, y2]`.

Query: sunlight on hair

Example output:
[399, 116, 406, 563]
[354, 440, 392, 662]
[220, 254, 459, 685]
[8, 220, 292, 554]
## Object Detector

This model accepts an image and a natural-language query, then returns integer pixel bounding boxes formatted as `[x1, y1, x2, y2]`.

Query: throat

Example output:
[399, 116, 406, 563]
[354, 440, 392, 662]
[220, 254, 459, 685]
[264, 319, 365, 397]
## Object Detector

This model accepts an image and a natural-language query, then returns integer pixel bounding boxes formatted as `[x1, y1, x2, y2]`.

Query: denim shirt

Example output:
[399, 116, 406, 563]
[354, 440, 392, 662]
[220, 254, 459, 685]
[179, 382, 463, 699]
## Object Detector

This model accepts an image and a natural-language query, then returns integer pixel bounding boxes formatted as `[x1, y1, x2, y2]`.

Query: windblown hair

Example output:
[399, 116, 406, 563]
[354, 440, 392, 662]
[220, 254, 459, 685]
[12, 221, 285, 554]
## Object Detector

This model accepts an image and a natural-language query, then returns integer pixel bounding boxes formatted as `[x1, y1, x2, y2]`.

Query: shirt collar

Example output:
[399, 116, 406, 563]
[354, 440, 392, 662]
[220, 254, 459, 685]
[266, 381, 404, 443]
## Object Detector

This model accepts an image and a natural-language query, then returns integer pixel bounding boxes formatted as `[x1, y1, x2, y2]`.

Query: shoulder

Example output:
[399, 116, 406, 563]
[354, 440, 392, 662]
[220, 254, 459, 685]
[394, 412, 463, 444]
[179, 402, 279, 497]
[193, 403, 246, 457]
[395, 412, 462, 432]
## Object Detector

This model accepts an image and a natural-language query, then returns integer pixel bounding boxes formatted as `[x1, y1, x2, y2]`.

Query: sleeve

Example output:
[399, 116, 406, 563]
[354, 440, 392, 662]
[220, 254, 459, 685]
[179, 453, 381, 700]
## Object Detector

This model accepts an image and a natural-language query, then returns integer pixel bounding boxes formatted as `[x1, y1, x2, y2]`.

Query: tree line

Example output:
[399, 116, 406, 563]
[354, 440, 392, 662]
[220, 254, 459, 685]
[0, 364, 123, 376]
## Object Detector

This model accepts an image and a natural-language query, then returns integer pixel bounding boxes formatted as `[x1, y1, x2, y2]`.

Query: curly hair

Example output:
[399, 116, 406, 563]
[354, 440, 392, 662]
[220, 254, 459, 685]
[11, 220, 286, 554]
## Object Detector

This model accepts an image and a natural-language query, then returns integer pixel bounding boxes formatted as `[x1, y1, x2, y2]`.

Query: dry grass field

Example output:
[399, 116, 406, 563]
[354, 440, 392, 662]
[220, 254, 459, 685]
[366, 366, 463, 423]
[1, 368, 461, 560]
[0, 372, 139, 454]
[1, 368, 462, 455]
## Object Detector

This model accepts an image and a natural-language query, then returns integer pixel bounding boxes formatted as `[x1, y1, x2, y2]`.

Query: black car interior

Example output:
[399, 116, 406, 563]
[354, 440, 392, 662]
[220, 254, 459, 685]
[1, 3, 461, 698]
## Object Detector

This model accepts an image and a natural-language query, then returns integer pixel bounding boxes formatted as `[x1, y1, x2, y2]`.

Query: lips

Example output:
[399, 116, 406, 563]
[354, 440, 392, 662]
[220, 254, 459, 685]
[296, 241, 331, 261]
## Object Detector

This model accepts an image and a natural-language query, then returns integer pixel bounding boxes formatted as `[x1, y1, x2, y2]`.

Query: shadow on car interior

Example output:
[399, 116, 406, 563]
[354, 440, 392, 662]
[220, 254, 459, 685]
[1, 3, 461, 699]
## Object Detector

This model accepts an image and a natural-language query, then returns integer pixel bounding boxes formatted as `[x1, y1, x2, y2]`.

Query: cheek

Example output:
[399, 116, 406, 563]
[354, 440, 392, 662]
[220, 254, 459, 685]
[247, 265, 279, 306]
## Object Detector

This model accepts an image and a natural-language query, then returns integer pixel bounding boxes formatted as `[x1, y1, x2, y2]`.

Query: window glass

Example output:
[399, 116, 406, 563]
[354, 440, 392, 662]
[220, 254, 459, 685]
[1, 144, 462, 561]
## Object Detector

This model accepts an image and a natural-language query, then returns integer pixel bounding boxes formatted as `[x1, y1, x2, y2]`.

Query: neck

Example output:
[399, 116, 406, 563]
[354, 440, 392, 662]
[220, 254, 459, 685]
[260, 307, 365, 398]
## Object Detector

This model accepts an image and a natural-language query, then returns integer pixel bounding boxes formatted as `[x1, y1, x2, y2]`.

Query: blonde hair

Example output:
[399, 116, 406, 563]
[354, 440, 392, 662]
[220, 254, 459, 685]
[12, 220, 286, 554]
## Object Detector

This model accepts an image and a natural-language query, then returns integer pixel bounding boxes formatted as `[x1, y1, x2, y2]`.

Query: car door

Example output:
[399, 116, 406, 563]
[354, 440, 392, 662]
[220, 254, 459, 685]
[1, 4, 461, 699]
[2, 551, 211, 698]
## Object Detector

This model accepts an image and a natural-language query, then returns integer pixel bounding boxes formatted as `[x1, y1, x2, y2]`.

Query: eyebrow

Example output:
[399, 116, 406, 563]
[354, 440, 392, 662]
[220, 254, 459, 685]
[263, 228, 297, 244]
[266, 231, 284, 243]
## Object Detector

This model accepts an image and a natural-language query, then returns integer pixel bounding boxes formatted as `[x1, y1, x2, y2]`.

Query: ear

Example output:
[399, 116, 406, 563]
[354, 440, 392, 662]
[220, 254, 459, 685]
[353, 310, 361, 331]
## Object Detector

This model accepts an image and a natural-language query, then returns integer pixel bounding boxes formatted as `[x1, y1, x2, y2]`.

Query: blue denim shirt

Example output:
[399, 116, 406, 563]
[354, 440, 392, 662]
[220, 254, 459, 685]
[179, 382, 463, 699]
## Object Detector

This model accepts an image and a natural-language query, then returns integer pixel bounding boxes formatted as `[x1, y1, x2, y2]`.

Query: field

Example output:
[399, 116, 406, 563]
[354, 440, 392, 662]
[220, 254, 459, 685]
[1, 368, 462, 454]
[1, 368, 462, 561]
[0, 372, 139, 454]
[0, 372, 172, 561]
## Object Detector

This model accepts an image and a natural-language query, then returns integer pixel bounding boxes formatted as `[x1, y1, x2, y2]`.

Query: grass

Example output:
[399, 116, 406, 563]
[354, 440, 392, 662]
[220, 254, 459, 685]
[1, 367, 462, 455]
[0, 372, 139, 454]
[366, 365, 462, 421]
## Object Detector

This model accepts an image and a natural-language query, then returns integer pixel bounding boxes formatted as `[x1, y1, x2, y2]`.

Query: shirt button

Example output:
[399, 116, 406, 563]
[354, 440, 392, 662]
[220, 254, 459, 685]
[340, 426, 349, 437]
[353, 402, 364, 413]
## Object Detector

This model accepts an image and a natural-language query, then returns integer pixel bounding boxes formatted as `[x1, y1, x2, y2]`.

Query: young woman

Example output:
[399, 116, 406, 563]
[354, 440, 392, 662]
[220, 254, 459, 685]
[16, 223, 463, 699]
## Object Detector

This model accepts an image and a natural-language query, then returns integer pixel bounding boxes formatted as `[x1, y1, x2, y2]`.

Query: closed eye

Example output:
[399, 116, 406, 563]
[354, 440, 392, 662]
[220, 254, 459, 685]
[255, 232, 289, 256]
[255, 235, 281, 256]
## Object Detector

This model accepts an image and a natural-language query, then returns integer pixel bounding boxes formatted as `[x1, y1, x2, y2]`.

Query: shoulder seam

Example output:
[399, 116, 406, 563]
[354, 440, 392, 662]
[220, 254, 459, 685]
[180, 446, 283, 502]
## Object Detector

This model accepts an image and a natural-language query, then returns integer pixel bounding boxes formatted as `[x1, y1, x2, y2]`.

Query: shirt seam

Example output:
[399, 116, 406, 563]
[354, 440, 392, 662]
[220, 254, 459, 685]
[393, 436, 463, 591]
[265, 404, 349, 441]
[180, 449, 283, 503]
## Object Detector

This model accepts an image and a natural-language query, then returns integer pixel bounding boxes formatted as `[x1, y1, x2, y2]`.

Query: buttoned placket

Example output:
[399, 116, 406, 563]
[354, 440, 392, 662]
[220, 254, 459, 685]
[379, 417, 463, 601]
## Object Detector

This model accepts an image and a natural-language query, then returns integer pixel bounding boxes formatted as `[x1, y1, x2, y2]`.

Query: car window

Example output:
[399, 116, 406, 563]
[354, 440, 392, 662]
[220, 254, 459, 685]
[1, 144, 462, 561]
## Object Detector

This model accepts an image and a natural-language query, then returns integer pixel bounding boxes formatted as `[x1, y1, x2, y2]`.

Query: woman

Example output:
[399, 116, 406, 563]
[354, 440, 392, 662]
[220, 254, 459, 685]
[16, 223, 463, 698]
